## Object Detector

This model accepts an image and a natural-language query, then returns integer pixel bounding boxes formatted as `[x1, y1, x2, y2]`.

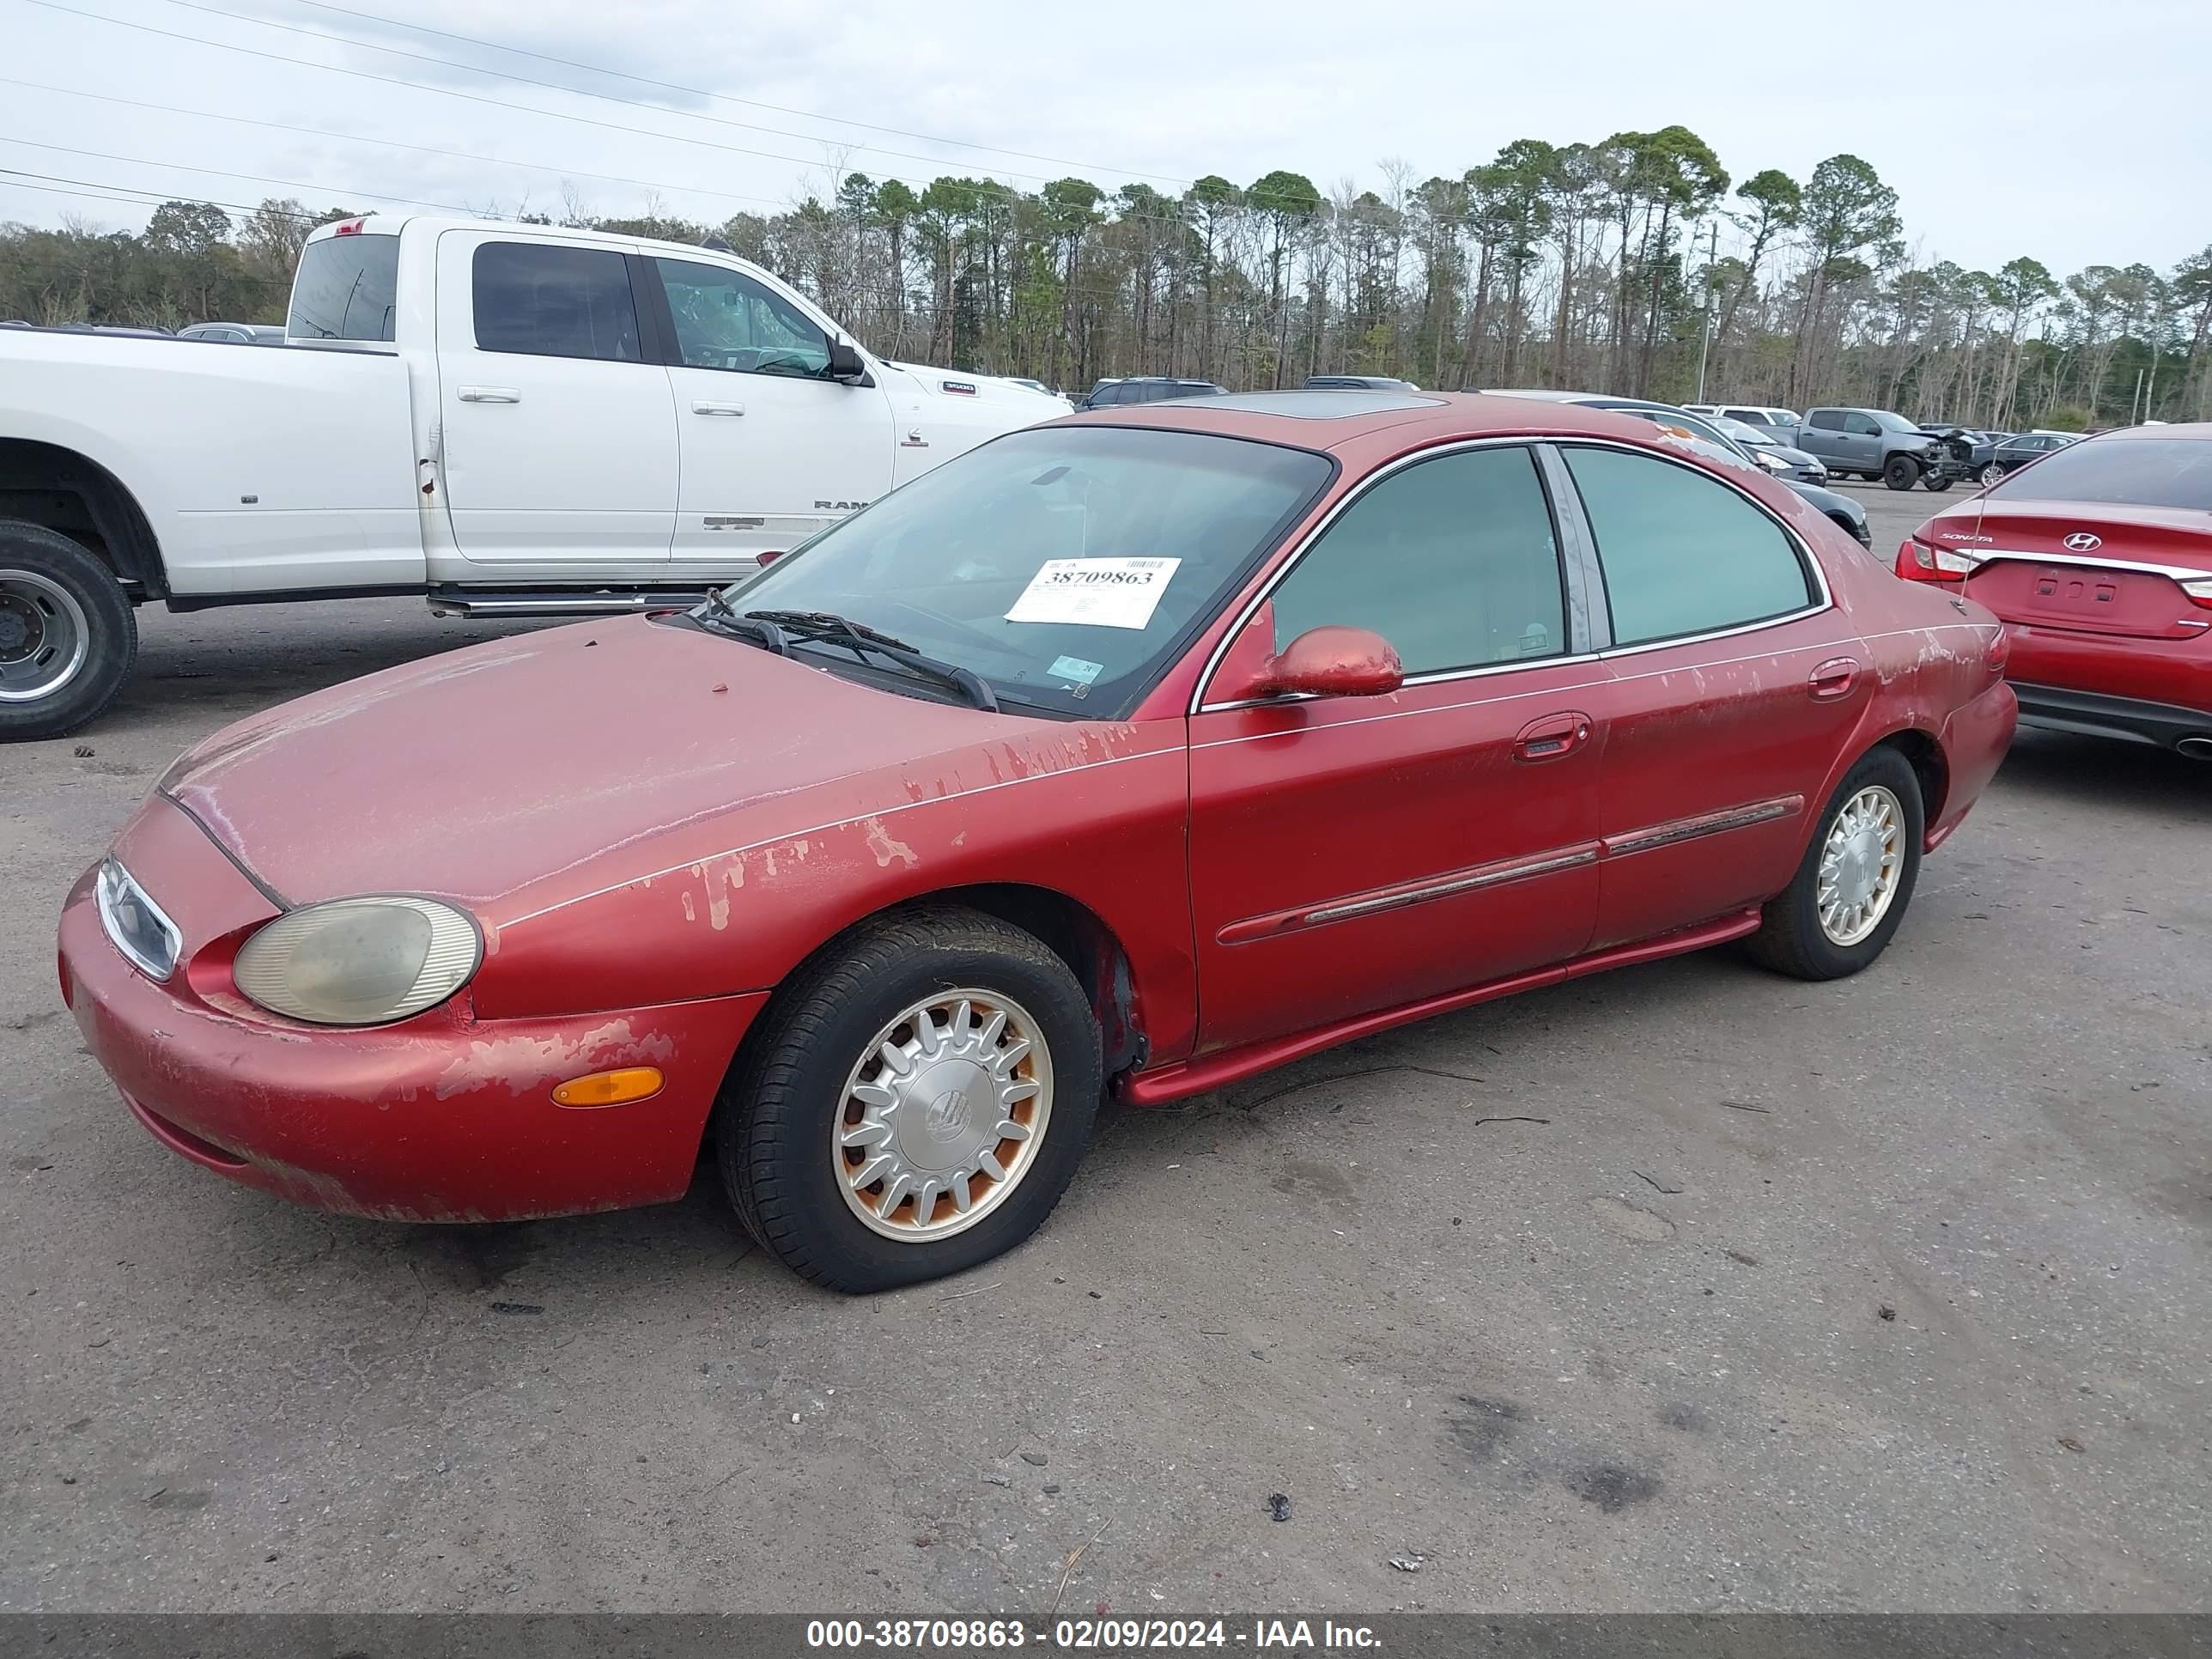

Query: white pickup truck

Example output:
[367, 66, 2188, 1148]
[0, 214, 1059, 738]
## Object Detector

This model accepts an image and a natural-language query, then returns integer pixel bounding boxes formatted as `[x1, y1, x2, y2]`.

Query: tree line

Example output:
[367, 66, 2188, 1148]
[6, 127, 2209, 430]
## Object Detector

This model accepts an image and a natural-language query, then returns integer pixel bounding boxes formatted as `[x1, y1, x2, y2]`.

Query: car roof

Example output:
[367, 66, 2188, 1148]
[1060, 389, 1741, 458]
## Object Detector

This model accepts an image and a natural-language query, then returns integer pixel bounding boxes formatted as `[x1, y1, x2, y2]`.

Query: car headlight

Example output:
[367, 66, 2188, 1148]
[234, 896, 481, 1025]
[1753, 449, 1792, 472]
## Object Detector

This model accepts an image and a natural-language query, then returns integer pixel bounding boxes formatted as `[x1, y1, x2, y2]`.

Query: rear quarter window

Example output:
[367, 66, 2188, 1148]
[1563, 446, 1819, 646]
[287, 234, 400, 343]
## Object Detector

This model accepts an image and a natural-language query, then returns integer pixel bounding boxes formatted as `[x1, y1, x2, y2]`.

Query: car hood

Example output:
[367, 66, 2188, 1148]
[160, 617, 1135, 916]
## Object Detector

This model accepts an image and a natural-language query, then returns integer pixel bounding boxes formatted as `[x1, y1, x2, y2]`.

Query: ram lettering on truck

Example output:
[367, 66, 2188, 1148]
[0, 215, 1064, 739]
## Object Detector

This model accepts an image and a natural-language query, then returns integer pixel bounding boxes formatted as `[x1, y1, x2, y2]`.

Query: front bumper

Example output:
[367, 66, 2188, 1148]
[58, 796, 767, 1223]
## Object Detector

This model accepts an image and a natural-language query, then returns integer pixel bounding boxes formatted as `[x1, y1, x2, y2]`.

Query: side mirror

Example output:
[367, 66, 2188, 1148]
[826, 339, 866, 383]
[1210, 606, 1404, 703]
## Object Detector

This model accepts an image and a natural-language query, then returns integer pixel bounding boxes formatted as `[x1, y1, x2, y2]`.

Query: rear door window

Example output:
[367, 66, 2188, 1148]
[288, 234, 400, 343]
[471, 242, 643, 362]
[1807, 410, 1844, 431]
[1563, 447, 1818, 646]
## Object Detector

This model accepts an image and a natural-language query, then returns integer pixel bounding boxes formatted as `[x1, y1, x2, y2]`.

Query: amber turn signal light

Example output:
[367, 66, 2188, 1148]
[551, 1066, 665, 1108]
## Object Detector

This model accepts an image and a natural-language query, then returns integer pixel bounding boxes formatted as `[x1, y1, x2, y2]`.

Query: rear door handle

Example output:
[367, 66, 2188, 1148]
[1512, 710, 1593, 763]
[692, 400, 747, 416]
[457, 386, 520, 404]
[1809, 656, 1860, 701]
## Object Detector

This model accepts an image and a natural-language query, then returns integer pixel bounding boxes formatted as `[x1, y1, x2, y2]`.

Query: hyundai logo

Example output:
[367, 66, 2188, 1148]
[2062, 532, 2103, 552]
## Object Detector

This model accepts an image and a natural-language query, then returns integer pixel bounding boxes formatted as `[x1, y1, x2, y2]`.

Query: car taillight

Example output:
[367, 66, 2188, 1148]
[333, 216, 367, 235]
[1898, 537, 1978, 582]
[755, 550, 785, 567]
[2180, 575, 2212, 611]
[1986, 627, 2011, 681]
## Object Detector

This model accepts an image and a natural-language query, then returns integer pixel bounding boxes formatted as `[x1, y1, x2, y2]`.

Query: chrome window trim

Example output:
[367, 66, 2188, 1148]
[1189, 432, 1841, 714]
[96, 858, 181, 983]
[1190, 435, 1583, 716]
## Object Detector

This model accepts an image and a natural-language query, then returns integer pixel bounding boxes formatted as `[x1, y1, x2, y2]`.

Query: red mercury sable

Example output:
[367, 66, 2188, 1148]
[59, 392, 2017, 1291]
[1900, 422, 2212, 756]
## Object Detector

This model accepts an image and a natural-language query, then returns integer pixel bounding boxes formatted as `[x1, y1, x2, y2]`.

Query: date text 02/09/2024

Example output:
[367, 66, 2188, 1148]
[804, 1618, 1382, 1650]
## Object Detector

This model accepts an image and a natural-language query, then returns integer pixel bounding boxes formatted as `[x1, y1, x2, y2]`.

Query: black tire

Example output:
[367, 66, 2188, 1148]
[1882, 455, 1921, 491]
[716, 905, 1103, 1292]
[1923, 471, 1954, 493]
[0, 520, 137, 742]
[1747, 746, 1925, 981]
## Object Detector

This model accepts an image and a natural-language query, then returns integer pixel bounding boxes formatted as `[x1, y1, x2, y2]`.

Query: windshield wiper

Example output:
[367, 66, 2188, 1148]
[692, 591, 791, 655]
[744, 610, 999, 712]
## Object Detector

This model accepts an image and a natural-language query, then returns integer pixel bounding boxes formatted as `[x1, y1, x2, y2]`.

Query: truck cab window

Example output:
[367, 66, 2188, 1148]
[288, 234, 400, 343]
[471, 243, 643, 362]
[652, 258, 833, 378]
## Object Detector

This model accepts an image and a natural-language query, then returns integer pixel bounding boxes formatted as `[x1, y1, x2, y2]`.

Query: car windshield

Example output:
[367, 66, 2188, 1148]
[1992, 437, 2212, 510]
[714, 426, 1333, 716]
[1714, 415, 1772, 445]
[1873, 410, 1920, 434]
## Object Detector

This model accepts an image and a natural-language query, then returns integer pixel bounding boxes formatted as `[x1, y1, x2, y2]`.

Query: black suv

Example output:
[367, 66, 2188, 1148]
[1076, 377, 1227, 410]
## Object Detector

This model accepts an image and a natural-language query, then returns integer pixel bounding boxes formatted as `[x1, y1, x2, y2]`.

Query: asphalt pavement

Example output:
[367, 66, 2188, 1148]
[3, 485, 2207, 1612]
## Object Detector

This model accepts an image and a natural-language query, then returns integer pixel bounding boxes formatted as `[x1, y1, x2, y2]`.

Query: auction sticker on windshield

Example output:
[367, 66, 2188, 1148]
[1006, 557, 1182, 629]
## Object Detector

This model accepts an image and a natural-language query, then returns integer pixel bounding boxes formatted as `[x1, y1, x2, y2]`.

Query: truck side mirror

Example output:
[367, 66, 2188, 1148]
[827, 339, 866, 384]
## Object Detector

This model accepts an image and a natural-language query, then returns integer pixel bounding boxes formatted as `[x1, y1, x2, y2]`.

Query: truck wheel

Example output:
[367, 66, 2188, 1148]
[0, 521, 137, 742]
[1882, 455, 1921, 491]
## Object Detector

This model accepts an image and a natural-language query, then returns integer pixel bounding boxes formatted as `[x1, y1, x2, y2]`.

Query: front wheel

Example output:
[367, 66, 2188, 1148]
[1747, 748, 1924, 981]
[717, 906, 1102, 1291]
[0, 521, 137, 742]
[1882, 455, 1921, 491]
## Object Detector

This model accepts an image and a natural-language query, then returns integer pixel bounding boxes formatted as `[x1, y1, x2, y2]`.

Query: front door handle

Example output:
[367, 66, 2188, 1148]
[457, 386, 520, 404]
[1808, 657, 1860, 701]
[692, 400, 747, 416]
[1511, 710, 1593, 763]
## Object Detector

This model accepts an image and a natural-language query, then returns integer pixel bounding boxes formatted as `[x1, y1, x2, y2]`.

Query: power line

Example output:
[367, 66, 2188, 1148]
[154, 0, 1137, 192]
[21, 0, 1212, 231]
[0, 78, 804, 216]
[0, 165, 321, 220]
[0, 136, 483, 216]
[270, 0, 1189, 185]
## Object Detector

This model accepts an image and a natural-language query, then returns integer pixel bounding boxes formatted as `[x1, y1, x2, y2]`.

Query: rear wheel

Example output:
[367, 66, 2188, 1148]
[1747, 747, 1923, 981]
[0, 520, 137, 742]
[1882, 455, 1921, 491]
[716, 906, 1102, 1292]
[1979, 461, 2006, 487]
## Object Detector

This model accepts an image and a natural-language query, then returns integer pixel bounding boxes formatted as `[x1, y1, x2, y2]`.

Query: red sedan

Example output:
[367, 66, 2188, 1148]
[1900, 422, 2212, 756]
[59, 393, 2016, 1291]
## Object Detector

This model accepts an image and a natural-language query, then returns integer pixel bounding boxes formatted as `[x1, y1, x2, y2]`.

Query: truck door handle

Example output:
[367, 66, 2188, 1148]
[457, 386, 520, 404]
[692, 400, 747, 416]
[1511, 711, 1593, 763]
[1808, 657, 1860, 701]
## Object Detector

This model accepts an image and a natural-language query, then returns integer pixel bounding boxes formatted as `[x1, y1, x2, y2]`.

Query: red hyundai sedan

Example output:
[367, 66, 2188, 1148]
[1900, 422, 2212, 755]
[59, 393, 2016, 1291]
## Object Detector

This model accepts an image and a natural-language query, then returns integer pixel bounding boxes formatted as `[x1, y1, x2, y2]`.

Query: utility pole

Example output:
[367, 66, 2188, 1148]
[1695, 218, 1721, 404]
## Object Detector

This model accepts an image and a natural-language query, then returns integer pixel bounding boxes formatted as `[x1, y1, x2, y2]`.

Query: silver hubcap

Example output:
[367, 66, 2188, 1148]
[1817, 785, 1904, 946]
[0, 570, 88, 702]
[833, 988, 1053, 1243]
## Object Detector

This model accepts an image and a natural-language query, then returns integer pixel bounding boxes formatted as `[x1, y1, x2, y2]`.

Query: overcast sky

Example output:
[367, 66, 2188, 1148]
[4, 0, 2207, 280]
